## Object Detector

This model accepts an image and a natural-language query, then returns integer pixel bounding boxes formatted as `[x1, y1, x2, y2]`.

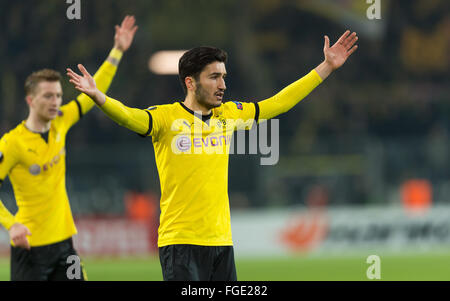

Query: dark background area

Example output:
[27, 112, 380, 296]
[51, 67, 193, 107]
[0, 0, 448, 214]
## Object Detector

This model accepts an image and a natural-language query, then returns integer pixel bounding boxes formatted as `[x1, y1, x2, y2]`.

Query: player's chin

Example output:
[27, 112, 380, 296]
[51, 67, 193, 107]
[46, 112, 58, 121]
[209, 98, 223, 108]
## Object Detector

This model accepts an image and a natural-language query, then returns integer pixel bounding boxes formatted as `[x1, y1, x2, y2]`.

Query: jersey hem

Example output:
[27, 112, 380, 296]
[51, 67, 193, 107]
[158, 239, 233, 248]
[14, 232, 77, 248]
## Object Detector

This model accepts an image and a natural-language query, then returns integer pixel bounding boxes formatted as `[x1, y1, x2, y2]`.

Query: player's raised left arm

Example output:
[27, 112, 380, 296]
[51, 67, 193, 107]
[258, 30, 358, 121]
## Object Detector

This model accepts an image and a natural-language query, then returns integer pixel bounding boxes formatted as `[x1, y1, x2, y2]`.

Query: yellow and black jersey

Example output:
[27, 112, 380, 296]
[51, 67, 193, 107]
[0, 57, 120, 246]
[97, 69, 323, 247]
[145, 100, 258, 247]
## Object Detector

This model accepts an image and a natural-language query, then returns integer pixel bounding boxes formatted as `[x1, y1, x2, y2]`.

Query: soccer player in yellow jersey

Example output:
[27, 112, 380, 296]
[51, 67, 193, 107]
[0, 15, 138, 281]
[67, 30, 358, 280]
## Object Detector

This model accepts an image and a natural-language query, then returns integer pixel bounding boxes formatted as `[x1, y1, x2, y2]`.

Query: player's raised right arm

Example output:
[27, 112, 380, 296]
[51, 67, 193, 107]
[66, 64, 150, 135]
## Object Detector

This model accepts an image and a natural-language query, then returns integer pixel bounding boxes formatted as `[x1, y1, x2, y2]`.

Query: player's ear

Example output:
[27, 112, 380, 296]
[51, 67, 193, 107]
[185, 76, 196, 92]
[25, 95, 33, 107]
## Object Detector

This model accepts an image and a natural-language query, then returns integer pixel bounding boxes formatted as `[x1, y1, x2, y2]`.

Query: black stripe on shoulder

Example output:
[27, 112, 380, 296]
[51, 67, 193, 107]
[138, 110, 153, 138]
[0, 178, 3, 186]
[254, 102, 260, 124]
[75, 99, 83, 119]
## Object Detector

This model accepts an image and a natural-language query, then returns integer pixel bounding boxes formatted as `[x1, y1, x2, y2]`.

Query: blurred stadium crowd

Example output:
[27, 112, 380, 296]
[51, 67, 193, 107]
[0, 0, 448, 215]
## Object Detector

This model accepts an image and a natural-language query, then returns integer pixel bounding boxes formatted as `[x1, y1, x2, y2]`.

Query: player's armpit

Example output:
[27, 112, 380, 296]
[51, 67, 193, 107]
[100, 96, 150, 135]
[257, 69, 323, 121]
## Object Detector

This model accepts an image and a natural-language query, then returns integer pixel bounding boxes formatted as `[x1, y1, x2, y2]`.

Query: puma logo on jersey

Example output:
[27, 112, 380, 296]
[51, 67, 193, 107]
[183, 121, 193, 128]
[27, 148, 38, 155]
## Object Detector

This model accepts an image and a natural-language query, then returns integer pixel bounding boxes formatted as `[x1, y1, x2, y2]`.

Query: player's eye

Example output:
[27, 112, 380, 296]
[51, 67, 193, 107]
[210, 74, 224, 79]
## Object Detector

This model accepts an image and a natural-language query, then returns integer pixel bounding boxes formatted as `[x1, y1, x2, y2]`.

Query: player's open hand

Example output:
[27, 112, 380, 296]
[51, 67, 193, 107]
[66, 64, 98, 98]
[114, 15, 138, 52]
[9, 223, 31, 250]
[323, 30, 358, 70]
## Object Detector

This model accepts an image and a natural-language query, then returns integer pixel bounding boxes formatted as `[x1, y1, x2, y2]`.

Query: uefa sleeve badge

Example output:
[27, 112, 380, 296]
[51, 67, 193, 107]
[232, 101, 243, 110]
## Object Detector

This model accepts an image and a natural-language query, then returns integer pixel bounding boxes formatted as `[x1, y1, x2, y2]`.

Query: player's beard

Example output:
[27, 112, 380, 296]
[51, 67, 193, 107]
[195, 83, 221, 110]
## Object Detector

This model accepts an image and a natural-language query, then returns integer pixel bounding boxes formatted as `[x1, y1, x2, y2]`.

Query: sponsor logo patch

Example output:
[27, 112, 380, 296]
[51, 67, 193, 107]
[29, 164, 41, 175]
[175, 135, 191, 152]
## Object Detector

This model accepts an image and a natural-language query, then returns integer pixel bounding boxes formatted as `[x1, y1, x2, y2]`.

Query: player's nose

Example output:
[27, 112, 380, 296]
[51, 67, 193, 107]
[218, 78, 226, 90]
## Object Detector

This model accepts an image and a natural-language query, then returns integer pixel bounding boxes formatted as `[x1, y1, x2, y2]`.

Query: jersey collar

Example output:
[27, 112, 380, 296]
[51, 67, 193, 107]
[178, 102, 213, 124]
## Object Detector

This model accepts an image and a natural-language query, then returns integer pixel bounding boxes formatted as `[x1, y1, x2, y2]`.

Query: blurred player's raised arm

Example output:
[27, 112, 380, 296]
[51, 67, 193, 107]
[61, 15, 138, 129]
[257, 30, 358, 120]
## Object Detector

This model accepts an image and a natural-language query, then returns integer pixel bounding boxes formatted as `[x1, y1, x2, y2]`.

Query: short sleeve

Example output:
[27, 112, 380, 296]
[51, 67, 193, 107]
[0, 134, 19, 181]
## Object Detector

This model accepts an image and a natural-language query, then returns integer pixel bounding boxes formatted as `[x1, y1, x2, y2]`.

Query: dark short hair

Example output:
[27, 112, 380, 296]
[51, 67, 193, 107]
[178, 46, 227, 94]
[25, 69, 62, 96]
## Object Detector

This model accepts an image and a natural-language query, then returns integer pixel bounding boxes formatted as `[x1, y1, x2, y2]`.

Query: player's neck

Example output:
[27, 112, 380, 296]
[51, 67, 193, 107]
[25, 113, 51, 133]
[183, 94, 212, 116]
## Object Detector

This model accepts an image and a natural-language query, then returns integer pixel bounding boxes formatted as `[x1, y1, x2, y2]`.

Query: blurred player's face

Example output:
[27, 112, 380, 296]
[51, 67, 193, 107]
[27, 81, 63, 122]
[193, 61, 227, 110]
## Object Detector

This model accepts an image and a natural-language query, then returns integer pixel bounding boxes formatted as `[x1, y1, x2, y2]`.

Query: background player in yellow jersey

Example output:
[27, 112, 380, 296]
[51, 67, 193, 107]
[0, 16, 138, 281]
[67, 30, 358, 280]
